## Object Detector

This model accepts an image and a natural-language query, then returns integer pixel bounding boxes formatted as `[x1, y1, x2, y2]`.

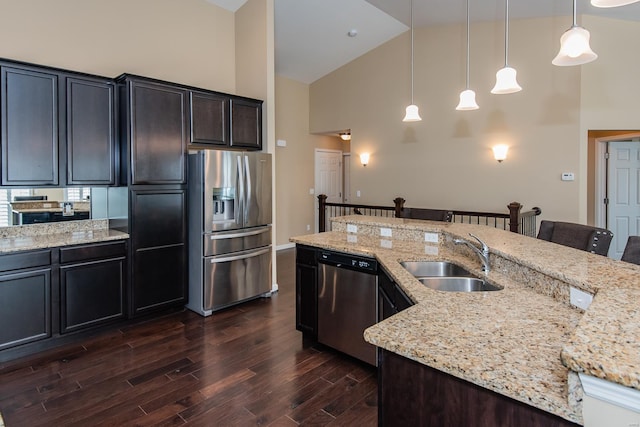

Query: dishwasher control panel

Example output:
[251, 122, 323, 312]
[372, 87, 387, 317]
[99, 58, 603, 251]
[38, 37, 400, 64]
[318, 250, 378, 273]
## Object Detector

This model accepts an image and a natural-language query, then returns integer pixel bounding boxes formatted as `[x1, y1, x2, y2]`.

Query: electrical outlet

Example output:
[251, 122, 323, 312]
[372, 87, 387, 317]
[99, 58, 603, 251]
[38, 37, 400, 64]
[570, 287, 593, 310]
[306, 224, 310, 231]
[380, 227, 392, 237]
[347, 224, 358, 233]
[424, 232, 439, 243]
[356, 190, 361, 197]
[380, 239, 392, 248]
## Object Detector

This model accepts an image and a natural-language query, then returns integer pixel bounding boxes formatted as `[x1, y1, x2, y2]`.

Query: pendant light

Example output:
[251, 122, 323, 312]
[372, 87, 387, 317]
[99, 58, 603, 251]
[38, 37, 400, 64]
[456, 0, 479, 110]
[591, 0, 640, 7]
[491, 0, 522, 94]
[403, 0, 422, 122]
[552, 0, 597, 66]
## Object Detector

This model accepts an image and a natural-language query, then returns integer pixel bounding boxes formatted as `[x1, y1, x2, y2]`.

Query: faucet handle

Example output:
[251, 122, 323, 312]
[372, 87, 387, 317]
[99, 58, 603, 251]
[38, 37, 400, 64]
[468, 233, 489, 252]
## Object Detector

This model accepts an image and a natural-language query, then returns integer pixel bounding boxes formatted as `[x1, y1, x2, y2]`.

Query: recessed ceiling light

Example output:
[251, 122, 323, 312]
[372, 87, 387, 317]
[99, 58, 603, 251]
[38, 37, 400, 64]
[347, 29, 358, 38]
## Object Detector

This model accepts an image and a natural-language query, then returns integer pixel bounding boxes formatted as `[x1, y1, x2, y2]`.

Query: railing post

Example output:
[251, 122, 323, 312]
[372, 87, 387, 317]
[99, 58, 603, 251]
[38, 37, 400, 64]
[393, 197, 406, 218]
[318, 194, 327, 233]
[508, 202, 523, 233]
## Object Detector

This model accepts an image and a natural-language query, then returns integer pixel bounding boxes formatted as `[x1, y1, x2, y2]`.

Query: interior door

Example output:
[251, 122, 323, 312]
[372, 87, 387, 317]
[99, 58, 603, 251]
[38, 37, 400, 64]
[314, 149, 343, 232]
[607, 140, 640, 259]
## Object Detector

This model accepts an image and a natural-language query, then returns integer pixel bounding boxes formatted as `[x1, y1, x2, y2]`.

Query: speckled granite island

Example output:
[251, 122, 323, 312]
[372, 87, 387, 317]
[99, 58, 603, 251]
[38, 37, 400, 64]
[291, 215, 640, 426]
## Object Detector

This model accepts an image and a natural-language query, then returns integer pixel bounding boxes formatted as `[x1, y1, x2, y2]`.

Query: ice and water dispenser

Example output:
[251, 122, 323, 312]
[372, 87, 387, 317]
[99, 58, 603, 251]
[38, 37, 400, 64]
[211, 187, 235, 222]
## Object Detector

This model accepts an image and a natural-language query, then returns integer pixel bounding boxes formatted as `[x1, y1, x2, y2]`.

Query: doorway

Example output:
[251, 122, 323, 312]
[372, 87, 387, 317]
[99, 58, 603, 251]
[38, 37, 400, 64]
[594, 133, 640, 259]
[314, 149, 343, 232]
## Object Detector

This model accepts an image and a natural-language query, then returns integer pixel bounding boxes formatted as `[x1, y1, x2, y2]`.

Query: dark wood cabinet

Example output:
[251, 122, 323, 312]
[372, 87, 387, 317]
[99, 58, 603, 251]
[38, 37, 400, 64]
[378, 349, 580, 427]
[0, 249, 53, 351]
[59, 241, 127, 334]
[189, 90, 229, 146]
[378, 268, 413, 321]
[122, 77, 187, 185]
[230, 98, 262, 150]
[295, 245, 318, 338]
[129, 188, 187, 316]
[1, 66, 59, 186]
[65, 76, 116, 185]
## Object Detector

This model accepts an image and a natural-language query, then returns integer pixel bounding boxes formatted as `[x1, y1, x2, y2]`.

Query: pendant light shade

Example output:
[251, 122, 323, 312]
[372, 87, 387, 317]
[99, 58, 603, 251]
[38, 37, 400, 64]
[591, 0, 640, 7]
[491, 0, 521, 94]
[456, 0, 479, 111]
[492, 67, 522, 94]
[403, 0, 422, 122]
[403, 104, 422, 121]
[553, 0, 597, 66]
[456, 90, 479, 110]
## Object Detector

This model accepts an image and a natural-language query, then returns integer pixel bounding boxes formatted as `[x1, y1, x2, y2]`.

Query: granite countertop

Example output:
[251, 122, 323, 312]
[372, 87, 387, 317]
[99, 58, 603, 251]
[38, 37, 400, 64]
[291, 216, 640, 425]
[12, 207, 90, 213]
[0, 219, 128, 253]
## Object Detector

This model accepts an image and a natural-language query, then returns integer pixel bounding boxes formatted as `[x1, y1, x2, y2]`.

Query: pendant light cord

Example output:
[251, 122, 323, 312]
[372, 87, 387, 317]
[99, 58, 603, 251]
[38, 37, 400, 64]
[410, 0, 415, 104]
[572, 0, 577, 27]
[504, 0, 509, 67]
[465, 0, 470, 89]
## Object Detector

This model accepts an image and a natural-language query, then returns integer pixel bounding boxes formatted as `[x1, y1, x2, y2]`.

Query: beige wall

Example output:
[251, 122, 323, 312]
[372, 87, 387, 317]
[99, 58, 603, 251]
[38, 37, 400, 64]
[0, 0, 237, 92]
[275, 76, 345, 246]
[310, 16, 585, 223]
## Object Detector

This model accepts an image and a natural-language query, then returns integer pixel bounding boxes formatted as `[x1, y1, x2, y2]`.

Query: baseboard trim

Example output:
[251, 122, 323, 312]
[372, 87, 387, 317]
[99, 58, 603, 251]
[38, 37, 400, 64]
[276, 242, 295, 251]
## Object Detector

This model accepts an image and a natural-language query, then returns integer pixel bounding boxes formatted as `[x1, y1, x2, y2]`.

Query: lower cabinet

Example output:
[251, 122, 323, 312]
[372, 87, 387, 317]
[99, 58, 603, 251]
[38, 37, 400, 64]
[378, 267, 413, 321]
[60, 241, 127, 333]
[0, 241, 129, 362]
[132, 244, 186, 315]
[295, 245, 317, 338]
[0, 267, 51, 351]
[379, 349, 580, 427]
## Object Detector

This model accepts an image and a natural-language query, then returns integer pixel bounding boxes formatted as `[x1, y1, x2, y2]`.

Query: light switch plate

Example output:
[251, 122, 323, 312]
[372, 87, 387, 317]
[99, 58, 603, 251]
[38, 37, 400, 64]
[561, 172, 575, 181]
[380, 239, 392, 248]
[347, 224, 358, 233]
[276, 139, 287, 147]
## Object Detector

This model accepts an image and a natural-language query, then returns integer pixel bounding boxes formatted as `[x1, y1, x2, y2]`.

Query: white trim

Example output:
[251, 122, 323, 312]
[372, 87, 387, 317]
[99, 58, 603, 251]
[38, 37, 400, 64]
[580, 373, 640, 413]
[276, 242, 295, 251]
[595, 139, 607, 228]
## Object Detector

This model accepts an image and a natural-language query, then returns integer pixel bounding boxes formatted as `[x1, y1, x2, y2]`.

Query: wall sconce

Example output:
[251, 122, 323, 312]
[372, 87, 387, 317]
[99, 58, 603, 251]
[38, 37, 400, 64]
[360, 153, 370, 167]
[340, 132, 351, 141]
[492, 145, 509, 162]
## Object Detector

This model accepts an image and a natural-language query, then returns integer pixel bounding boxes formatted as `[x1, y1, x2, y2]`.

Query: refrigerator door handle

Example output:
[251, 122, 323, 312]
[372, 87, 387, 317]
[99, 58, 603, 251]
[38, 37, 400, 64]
[236, 154, 244, 227]
[208, 226, 271, 240]
[209, 247, 271, 263]
[244, 154, 251, 225]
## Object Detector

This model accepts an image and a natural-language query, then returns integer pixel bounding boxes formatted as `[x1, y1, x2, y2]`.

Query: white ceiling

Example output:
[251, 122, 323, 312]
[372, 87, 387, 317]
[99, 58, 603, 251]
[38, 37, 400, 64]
[209, 0, 640, 84]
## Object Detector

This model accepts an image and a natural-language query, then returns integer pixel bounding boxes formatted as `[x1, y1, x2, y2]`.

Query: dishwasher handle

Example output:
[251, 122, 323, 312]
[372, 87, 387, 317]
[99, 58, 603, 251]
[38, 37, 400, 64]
[318, 251, 377, 273]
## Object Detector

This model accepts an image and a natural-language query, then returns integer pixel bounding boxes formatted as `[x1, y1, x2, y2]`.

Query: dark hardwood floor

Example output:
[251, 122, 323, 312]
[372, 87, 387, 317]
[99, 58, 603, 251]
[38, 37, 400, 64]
[0, 248, 378, 426]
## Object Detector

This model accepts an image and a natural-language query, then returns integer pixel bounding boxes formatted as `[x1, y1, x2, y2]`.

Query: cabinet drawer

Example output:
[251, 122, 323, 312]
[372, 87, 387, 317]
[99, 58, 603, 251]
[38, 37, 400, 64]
[60, 241, 127, 264]
[0, 250, 51, 273]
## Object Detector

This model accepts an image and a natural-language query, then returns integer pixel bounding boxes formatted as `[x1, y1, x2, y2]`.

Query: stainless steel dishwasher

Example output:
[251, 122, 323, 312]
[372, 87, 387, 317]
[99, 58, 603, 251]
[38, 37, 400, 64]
[317, 250, 378, 366]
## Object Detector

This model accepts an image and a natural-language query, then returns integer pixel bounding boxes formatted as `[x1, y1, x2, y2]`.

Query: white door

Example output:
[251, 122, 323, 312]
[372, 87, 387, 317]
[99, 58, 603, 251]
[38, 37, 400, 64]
[607, 140, 640, 259]
[314, 149, 343, 232]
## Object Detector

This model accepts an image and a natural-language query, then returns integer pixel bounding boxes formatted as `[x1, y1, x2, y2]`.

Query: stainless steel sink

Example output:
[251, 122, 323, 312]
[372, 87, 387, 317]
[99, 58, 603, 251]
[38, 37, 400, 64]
[418, 277, 502, 292]
[400, 261, 502, 292]
[400, 261, 474, 278]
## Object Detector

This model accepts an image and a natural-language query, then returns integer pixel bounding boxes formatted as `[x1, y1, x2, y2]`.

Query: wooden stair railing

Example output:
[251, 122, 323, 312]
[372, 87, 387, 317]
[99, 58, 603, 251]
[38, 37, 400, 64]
[318, 195, 541, 237]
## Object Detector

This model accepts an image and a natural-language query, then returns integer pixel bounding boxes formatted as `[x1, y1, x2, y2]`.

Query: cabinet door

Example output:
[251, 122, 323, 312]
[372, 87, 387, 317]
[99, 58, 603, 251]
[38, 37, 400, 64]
[129, 81, 187, 184]
[230, 98, 262, 150]
[132, 244, 186, 316]
[130, 188, 186, 249]
[1, 66, 58, 185]
[189, 91, 229, 146]
[0, 268, 51, 350]
[66, 76, 115, 185]
[60, 257, 126, 333]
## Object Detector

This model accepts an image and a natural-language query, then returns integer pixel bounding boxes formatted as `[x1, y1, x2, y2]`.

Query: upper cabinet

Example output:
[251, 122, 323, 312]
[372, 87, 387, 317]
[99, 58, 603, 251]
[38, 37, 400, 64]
[1, 66, 59, 186]
[230, 98, 262, 150]
[66, 76, 116, 185]
[189, 91, 229, 146]
[0, 61, 116, 187]
[119, 76, 187, 185]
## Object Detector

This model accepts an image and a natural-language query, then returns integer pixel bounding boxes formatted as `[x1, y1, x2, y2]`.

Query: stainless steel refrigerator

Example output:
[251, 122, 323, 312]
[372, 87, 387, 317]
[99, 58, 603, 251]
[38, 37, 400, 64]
[186, 150, 272, 316]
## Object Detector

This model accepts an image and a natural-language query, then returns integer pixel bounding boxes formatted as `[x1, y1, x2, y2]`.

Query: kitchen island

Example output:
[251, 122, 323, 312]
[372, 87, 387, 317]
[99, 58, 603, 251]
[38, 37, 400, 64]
[291, 215, 640, 426]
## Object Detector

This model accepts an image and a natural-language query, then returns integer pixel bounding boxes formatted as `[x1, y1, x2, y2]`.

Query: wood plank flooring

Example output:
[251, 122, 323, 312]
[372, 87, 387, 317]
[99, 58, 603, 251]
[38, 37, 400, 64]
[0, 248, 378, 426]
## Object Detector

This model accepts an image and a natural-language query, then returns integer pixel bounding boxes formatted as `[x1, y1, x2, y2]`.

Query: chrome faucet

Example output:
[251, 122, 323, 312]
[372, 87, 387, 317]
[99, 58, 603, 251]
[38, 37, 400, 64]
[454, 233, 490, 273]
